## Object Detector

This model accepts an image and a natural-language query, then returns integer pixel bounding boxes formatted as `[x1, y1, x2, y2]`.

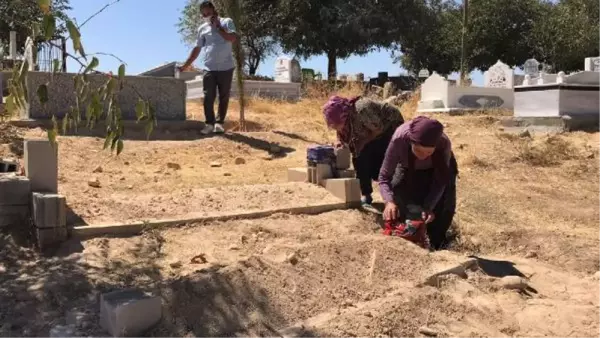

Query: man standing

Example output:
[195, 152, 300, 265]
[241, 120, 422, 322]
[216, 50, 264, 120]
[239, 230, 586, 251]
[179, 0, 237, 135]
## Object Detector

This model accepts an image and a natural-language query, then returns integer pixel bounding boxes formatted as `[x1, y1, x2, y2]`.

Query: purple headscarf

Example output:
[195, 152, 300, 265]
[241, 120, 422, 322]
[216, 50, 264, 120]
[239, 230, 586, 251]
[322, 95, 360, 128]
[408, 116, 444, 147]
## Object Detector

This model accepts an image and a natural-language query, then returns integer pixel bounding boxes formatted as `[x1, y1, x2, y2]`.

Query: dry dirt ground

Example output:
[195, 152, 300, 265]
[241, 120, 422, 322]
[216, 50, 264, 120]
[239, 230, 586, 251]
[0, 90, 599, 337]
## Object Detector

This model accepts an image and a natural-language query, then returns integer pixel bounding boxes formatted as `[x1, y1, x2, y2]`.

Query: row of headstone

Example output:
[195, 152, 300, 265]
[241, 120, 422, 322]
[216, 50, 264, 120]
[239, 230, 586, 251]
[521, 57, 600, 86]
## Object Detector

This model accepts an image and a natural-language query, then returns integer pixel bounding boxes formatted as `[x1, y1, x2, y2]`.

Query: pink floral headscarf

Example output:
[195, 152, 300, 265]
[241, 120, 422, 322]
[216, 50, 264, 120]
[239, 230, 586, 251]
[322, 95, 360, 128]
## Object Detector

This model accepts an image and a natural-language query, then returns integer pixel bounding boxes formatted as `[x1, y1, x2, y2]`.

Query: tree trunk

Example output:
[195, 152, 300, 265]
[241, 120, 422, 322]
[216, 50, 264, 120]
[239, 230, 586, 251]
[327, 49, 337, 80]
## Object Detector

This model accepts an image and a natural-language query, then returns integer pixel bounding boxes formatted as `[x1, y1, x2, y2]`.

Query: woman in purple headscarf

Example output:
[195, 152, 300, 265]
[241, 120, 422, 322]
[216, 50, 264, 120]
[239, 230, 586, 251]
[322, 96, 404, 205]
[378, 116, 458, 250]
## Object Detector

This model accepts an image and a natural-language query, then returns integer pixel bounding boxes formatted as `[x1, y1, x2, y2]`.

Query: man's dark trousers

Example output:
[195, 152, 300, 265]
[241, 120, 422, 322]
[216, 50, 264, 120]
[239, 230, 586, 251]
[203, 68, 234, 125]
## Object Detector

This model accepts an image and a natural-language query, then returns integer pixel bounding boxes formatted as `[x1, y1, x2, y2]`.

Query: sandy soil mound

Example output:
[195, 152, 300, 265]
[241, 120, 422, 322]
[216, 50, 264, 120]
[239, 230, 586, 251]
[69, 182, 341, 225]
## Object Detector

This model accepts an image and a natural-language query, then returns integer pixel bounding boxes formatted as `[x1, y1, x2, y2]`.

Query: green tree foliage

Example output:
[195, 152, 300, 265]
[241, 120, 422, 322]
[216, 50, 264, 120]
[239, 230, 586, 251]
[177, 0, 277, 75]
[468, 0, 542, 70]
[392, 0, 462, 76]
[274, 0, 405, 79]
[0, 0, 71, 55]
[532, 0, 599, 72]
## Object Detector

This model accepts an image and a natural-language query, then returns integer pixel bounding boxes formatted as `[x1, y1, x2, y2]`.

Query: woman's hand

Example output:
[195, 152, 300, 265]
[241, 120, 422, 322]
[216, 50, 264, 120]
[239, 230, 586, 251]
[383, 202, 398, 221]
[422, 210, 435, 224]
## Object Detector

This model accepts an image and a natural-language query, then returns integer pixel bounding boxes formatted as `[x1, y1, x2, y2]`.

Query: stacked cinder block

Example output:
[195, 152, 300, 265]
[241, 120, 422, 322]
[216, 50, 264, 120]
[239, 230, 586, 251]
[0, 174, 31, 228]
[287, 146, 361, 206]
[24, 139, 67, 249]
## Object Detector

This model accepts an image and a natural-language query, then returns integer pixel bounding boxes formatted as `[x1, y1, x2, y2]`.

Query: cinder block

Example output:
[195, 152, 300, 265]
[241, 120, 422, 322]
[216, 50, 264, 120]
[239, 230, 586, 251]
[287, 168, 308, 183]
[324, 178, 361, 205]
[37, 226, 67, 249]
[32, 192, 66, 228]
[335, 147, 351, 170]
[24, 139, 58, 193]
[0, 174, 31, 205]
[0, 205, 29, 227]
[307, 167, 317, 184]
[316, 163, 333, 186]
[100, 289, 162, 337]
[337, 169, 356, 178]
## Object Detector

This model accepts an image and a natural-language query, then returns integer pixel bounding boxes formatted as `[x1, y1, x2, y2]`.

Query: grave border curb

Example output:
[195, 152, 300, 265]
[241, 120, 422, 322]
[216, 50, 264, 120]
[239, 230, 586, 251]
[71, 201, 352, 239]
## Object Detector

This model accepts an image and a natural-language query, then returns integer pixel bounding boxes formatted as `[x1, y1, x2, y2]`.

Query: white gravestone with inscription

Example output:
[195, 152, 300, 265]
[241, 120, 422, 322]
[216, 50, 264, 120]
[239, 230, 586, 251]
[483, 60, 514, 88]
[274, 56, 301, 83]
[585, 57, 600, 72]
[523, 58, 541, 85]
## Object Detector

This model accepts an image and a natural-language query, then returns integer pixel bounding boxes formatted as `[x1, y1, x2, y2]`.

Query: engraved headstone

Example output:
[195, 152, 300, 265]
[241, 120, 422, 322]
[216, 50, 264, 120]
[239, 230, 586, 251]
[274, 56, 301, 83]
[585, 57, 600, 72]
[523, 58, 540, 77]
[418, 69, 430, 78]
[484, 60, 514, 88]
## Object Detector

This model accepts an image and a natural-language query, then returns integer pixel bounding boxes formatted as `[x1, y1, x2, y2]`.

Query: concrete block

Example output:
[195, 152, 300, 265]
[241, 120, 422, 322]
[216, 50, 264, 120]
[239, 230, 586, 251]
[307, 167, 317, 184]
[335, 147, 351, 170]
[100, 289, 162, 337]
[316, 163, 333, 186]
[32, 192, 66, 228]
[0, 205, 29, 227]
[323, 178, 361, 205]
[337, 169, 356, 179]
[0, 174, 31, 205]
[24, 139, 58, 193]
[287, 167, 308, 183]
[37, 226, 67, 249]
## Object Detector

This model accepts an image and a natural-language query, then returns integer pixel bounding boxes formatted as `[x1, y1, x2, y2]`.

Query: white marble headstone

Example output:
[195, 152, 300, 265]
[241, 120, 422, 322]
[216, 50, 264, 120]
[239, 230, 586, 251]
[585, 57, 600, 72]
[484, 60, 514, 88]
[274, 56, 301, 83]
[523, 59, 540, 74]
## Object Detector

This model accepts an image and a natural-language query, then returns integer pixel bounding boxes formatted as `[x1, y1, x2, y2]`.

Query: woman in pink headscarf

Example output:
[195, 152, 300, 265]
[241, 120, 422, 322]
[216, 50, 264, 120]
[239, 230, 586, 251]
[322, 96, 404, 205]
[378, 116, 458, 250]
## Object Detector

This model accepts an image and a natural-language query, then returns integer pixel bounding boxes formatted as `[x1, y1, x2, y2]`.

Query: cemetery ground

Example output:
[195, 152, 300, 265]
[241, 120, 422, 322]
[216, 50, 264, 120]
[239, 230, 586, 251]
[0, 90, 599, 336]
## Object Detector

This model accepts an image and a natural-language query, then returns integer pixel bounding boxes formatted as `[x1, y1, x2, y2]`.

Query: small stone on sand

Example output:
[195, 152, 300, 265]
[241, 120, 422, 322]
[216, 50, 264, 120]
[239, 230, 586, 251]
[88, 177, 101, 188]
[167, 162, 181, 170]
[499, 275, 528, 290]
[210, 161, 222, 168]
[234, 157, 246, 165]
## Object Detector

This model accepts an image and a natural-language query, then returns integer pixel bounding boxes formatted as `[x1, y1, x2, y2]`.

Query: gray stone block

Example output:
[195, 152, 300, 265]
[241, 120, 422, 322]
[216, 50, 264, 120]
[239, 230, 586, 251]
[32, 192, 66, 228]
[0, 174, 31, 205]
[335, 147, 351, 170]
[24, 139, 58, 193]
[37, 226, 67, 249]
[100, 289, 162, 337]
[21, 72, 186, 121]
[0, 205, 29, 227]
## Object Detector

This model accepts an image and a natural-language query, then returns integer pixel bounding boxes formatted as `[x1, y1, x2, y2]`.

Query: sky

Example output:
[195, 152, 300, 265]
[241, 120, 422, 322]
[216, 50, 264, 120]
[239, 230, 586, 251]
[65, 0, 486, 85]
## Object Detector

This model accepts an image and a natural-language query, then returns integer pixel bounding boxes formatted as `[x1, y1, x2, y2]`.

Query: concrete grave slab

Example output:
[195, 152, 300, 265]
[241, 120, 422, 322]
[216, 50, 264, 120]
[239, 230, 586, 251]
[23, 72, 186, 120]
[24, 139, 58, 193]
[99, 289, 162, 337]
